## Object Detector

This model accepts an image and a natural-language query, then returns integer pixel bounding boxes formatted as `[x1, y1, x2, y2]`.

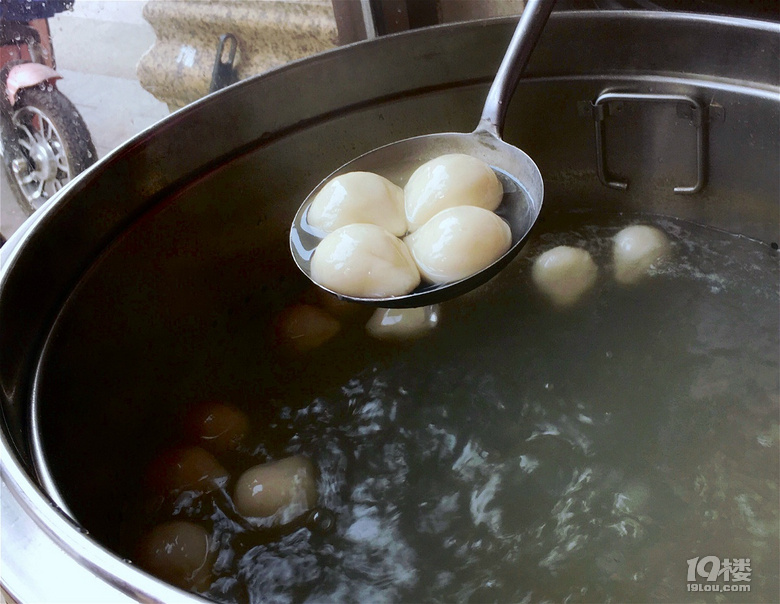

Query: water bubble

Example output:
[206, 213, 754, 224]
[306, 508, 336, 534]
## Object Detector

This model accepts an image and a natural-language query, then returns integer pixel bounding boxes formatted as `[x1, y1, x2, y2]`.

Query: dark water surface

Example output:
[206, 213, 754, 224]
[136, 215, 780, 604]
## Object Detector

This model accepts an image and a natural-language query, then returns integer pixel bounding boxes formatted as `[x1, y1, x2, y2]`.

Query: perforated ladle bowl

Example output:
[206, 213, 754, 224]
[290, 0, 555, 308]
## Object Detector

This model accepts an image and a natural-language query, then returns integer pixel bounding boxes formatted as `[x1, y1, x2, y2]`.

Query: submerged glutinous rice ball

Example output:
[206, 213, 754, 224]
[145, 446, 230, 497]
[366, 305, 440, 341]
[136, 520, 213, 590]
[307, 171, 407, 236]
[405, 206, 511, 284]
[233, 455, 317, 524]
[311, 223, 420, 297]
[532, 245, 598, 307]
[311, 287, 370, 319]
[404, 153, 504, 231]
[274, 303, 341, 353]
[184, 401, 250, 454]
[613, 225, 670, 284]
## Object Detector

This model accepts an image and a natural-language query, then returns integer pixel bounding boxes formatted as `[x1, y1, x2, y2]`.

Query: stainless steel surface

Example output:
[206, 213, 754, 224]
[1, 11, 778, 603]
[359, 0, 377, 39]
[290, 0, 555, 307]
[478, 0, 556, 138]
[0, 440, 192, 604]
[584, 92, 708, 194]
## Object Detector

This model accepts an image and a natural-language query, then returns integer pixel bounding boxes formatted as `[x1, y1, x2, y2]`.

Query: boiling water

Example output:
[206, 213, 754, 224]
[150, 216, 780, 603]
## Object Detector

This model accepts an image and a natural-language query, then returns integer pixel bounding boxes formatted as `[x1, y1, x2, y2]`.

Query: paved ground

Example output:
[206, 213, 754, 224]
[0, 0, 169, 241]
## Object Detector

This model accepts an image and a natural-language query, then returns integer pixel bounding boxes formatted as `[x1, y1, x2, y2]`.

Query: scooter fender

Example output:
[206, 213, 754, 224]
[5, 63, 62, 106]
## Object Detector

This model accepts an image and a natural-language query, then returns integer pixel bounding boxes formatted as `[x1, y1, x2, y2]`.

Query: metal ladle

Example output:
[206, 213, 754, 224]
[290, 0, 555, 308]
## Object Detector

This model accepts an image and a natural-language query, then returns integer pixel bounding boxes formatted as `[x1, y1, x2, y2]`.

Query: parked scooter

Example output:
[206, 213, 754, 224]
[0, 0, 96, 214]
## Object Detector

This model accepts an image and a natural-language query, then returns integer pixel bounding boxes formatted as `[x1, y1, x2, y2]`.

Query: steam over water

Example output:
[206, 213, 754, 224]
[198, 216, 778, 604]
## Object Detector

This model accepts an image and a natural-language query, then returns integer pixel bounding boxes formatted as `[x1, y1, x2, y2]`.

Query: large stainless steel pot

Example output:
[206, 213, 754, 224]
[1, 11, 778, 603]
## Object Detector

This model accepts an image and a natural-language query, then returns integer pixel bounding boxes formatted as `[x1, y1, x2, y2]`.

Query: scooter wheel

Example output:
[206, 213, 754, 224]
[2, 84, 97, 214]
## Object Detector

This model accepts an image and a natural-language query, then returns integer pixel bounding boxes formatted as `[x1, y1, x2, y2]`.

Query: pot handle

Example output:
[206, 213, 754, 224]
[579, 92, 717, 195]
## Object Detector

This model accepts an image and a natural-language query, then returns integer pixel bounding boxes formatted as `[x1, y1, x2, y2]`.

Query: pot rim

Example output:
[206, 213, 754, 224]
[1, 429, 199, 602]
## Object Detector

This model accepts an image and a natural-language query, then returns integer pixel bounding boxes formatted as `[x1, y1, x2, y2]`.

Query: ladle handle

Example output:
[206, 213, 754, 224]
[477, 0, 556, 139]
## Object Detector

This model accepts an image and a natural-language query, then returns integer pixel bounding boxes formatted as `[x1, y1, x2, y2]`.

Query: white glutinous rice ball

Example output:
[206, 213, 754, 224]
[184, 401, 250, 454]
[233, 456, 317, 523]
[532, 246, 598, 307]
[613, 225, 670, 285]
[135, 520, 213, 590]
[311, 223, 421, 298]
[404, 153, 503, 231]
[145, 446, 230, 497]
[307, 171, 407, 236]
[366, 305, 440, 341]
[274, 304, 341, 353]
[405, 206, 511, 284]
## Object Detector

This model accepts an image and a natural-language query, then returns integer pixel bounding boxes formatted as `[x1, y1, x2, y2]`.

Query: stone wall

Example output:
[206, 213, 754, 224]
[137, 0, 526, 111]
[439, 0, 525, 23]
[138, 0, 338, 110]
